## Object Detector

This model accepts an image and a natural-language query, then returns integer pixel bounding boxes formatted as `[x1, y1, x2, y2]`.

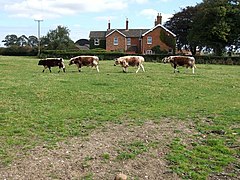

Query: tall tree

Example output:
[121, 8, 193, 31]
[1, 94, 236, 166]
[17, 35, 29, 47]
[188, 0, 240, 55]
[225, 0, 240, 49]
[2, 34, 18, 47]
[41, 25, 75, 50]
[164, 6, 198, 54]
[28, 36, 38, 47]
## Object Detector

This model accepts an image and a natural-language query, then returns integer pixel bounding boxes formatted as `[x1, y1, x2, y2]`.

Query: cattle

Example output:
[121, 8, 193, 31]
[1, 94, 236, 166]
[38, 58, 65, 73]
[69, 55, 99, 72]
[162, 56, 196, 74]
[114, 56, 145, 73]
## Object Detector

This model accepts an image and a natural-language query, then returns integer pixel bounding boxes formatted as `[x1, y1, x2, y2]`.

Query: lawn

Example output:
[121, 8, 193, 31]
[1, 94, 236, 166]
[0, 56, 239, 179]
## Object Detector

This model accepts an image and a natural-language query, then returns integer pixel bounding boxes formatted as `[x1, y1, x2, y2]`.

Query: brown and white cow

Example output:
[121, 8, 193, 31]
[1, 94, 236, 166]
[114, 56, 145, 73]
[38, 58, 65, 73]
[69, 55, 99, 72]
[162, 56, 196, 74]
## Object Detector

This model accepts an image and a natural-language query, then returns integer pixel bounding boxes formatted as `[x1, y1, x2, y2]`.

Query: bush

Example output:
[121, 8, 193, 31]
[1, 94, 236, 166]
[0, 46, 38, 56]
[39, 50, 240, 64]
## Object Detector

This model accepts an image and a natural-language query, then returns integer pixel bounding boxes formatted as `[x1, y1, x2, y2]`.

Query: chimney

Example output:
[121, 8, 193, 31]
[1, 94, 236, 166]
[107, 20, 111, 31]
[156, 13, 162, 25]
[126, 18, 129, 31]
[154, 19, 157, 26]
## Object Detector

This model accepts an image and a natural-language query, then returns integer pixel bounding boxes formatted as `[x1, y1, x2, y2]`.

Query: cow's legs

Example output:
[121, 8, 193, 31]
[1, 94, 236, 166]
[174, 64, 179, 73]
[140, 64, 145, 72]
[136, 66, 141, 73]
[96, 65, 99, 72]
[93, 61, 99, 72]
[62, 63, 66, 73]
[42, 66, 48, 72]
[192, 65, 196, 74]
[58, 66, 65, 73]
[48, 67, 52, 73]
[77, 64, 81, 72]
[123, 67, 127, 73]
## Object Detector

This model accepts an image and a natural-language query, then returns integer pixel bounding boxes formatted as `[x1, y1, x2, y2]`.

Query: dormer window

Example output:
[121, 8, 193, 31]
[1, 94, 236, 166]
[147, 36, 152, 44]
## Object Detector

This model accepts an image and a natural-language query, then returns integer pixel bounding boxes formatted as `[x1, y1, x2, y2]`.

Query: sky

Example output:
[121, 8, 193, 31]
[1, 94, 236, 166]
[0, 0, 202, 46]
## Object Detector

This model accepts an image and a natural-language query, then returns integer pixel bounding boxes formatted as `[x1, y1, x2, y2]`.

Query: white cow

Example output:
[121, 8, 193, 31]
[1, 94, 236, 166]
[114, 56, 145, 73]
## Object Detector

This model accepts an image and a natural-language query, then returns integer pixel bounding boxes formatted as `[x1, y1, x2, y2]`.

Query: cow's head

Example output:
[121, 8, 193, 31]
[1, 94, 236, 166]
[69, 58, 75, 65]
[162, 57, 170, 64]
[38, 60, 44, 65]
[114, 58, 128, 67]
[114, 58, 121, 66]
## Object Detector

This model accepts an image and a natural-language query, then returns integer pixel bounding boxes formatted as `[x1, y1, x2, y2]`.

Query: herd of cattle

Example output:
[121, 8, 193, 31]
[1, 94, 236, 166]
[38, 55, 196, 74]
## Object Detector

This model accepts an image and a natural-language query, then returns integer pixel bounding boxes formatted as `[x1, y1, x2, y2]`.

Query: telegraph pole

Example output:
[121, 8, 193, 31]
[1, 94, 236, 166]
[35, 19, 43, 56]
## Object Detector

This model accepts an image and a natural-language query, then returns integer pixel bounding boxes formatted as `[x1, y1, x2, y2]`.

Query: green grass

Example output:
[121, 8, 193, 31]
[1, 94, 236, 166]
[0, 56, 239, 178]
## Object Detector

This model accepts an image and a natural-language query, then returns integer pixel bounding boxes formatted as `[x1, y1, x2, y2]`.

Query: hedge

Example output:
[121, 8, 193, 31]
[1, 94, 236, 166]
[39, 50, 240, 65]
[0, 46, 38, 56]
[0, 48, 239, 65]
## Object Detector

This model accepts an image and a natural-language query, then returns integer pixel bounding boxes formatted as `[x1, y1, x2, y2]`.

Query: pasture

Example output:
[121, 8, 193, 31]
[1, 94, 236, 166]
[0, 56, 239, 179]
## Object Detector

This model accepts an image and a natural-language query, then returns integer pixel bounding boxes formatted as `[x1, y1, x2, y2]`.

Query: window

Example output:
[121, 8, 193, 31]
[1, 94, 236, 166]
[94, 39, 99, 46]
[147, 36, 152, 44]
[114, 37, 118, 45]
[127, 38, 131, 45]
[146, 50, 153, 54]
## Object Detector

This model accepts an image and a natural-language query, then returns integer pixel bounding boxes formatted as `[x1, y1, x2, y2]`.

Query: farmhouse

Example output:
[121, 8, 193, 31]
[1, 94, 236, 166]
[89, 13, 176, 54]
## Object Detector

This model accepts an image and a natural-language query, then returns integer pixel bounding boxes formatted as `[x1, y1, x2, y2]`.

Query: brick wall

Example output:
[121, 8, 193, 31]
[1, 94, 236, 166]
[106, 31, 126, 52]
[142, 27, 174, 54]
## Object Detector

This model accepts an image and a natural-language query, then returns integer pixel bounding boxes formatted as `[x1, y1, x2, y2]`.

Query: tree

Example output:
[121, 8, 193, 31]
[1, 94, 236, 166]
[188, 0, 240, 55]
[225, 0, 240, 49]
[28, 36, 38, 47]
[17, 35, 29, 47]
[2, 34, 38, 48]
[2, 34, 18, 47]
[164, 6, 198, 54]
[41, 25, 75, 50]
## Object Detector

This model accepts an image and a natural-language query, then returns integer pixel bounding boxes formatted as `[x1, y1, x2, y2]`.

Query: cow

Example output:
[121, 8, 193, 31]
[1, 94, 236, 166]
[162, 56, 196, 74]
[114, 56, 145, 73]
[69, 55, 99, 72]
[38, 58, 65, 73]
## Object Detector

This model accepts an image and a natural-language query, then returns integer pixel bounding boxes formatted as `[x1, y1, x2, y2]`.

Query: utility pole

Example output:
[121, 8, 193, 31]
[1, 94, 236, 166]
[35, 19, 43, 56]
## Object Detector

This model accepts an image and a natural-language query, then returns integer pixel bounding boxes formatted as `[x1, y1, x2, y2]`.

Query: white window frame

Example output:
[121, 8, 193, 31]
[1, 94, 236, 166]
[146, 50, 153, 54]
[94, 39, 100, 46]
[114, 37, 118, 45]
[147, 36, 152, 44]
[127, 38, 131, 45]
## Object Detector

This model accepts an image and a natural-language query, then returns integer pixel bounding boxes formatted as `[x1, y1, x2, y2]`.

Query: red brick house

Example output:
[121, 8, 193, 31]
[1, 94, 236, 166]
[89, 14, 176, 54]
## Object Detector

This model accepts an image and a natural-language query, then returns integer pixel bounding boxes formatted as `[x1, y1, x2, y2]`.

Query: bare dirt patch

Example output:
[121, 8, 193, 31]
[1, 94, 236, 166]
[0, 119, 195, 180]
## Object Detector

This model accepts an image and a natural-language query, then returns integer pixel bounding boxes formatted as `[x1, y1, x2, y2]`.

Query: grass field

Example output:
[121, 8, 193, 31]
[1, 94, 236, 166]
[0, 56, 239, 179]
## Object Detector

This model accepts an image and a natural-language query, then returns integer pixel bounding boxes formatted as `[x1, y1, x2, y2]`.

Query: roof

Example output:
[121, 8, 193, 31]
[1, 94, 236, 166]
[89, 31, 107, 38]
[142, 24, 176, 37]
[89, 25, 176, 38]
[106, 29, 126, 38]
[106, 29, 149, 38]
[89, 29, 149, 38]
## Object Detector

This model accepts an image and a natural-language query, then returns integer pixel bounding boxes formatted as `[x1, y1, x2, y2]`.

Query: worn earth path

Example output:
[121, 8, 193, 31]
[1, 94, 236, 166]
[0, 119, 195, 179]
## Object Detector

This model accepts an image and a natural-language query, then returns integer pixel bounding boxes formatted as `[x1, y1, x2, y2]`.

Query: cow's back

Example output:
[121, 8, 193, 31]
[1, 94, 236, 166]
[125, 56, 144, 66]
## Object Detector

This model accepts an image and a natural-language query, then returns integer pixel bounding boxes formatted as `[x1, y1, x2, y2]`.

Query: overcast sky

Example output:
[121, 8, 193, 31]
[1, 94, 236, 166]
[0, 0, 202, 46]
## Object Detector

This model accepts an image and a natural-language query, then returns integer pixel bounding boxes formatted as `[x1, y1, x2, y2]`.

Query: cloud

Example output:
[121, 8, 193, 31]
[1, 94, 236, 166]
[3, 0, 128, 20]
[140, 9, 172, 23]
[133, 0, 149, 4]
[95, 16, 117, 21]
[140, 9, 158, 19]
